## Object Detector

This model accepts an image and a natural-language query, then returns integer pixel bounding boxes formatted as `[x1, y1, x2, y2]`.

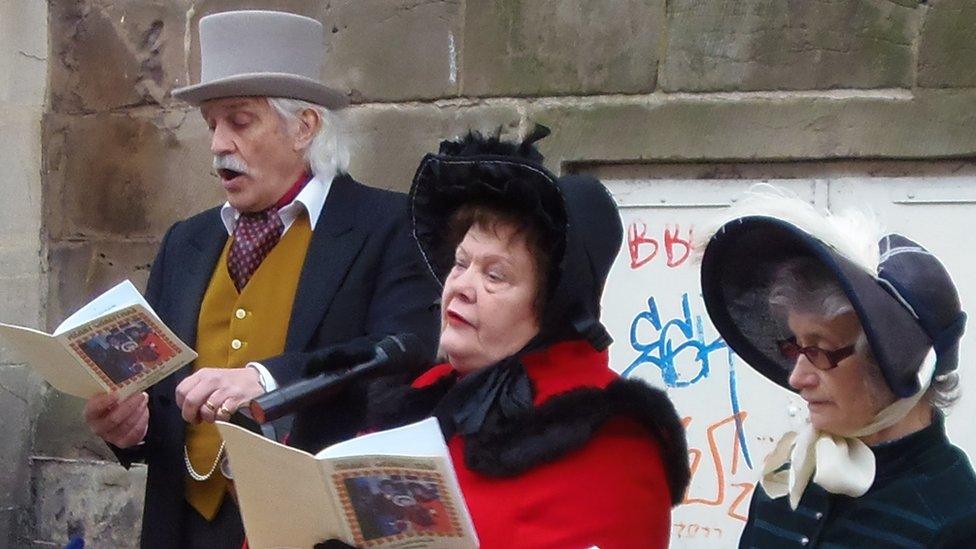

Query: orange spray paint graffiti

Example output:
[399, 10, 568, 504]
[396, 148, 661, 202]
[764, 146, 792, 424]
[682, 413, 756, 522]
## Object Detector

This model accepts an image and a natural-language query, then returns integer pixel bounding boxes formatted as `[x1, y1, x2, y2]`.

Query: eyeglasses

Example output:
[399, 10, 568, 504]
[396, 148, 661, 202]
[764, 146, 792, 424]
[776, 337, 856, 371]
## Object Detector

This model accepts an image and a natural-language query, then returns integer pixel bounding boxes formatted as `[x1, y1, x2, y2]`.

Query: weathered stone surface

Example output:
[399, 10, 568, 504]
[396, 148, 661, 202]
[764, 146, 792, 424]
[46, 239, 159, 329]
[33, 389, 117, 461]
[0, 507, 36, 549]
[0, 112, 44, 333]
[0, 2, 47, 546]
[342, 101, 523, 190]
[0, 274, 45, 331]
[44, 108, 222, 240]
[32, 458, 145, 548]
[660, 0, 921, 92]
[917, 0, 976, 88]
[0, 1, 49, 106]
[49, 0, 191, 113]
[463, 0, 663, 97]
[527, 90, 976, 167]
[319, 0, 462, 102]
[0, 366, 35, 504]
[0, 510, 15, 549]
[0, 242, 44, 280]
[0, 110, 45, 335]
[0, 106, 44, 234]
[0, 366, 45, 547]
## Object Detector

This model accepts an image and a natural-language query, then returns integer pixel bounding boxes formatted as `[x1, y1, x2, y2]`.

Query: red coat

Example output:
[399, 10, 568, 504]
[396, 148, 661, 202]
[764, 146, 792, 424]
[411, 341, 682, 549]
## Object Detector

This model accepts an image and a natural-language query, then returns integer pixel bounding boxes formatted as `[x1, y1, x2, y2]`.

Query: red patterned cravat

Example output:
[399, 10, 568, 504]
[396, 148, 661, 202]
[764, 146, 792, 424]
[227, 207, 285, 291]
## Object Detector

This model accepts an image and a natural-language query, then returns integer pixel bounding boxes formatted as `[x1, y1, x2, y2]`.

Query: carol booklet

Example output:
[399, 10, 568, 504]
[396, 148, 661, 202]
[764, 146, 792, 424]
[0, 280, 196, 399]
[216, 417, 479, 549]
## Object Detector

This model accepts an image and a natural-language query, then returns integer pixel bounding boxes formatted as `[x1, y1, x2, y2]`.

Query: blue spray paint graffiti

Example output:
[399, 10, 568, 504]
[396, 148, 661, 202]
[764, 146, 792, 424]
[624, 293, 753, 468]
[623, 293, 724, 385]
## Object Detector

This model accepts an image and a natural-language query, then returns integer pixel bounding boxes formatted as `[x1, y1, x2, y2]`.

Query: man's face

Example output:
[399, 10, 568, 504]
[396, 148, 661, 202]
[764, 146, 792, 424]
[201, 97, 306, 213]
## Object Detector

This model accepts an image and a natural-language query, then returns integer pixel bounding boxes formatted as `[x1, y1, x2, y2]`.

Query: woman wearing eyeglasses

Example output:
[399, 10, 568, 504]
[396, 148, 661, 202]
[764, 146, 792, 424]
[698, 189, 976, 548]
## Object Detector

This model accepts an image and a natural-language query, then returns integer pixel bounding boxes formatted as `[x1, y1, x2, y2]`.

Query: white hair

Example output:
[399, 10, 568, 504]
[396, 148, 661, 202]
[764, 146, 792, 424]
[767, 256, 875, 364]
[267, 97, 349, 181]
[768, 256, 854, 320]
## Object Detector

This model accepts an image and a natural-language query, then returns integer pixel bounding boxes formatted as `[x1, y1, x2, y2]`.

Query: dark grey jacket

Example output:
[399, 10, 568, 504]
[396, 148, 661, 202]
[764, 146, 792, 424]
[112, 175, 440, 549]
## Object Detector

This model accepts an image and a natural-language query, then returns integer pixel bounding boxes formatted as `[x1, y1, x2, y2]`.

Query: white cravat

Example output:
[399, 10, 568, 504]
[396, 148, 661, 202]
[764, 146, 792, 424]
[761, 350, 936, 509]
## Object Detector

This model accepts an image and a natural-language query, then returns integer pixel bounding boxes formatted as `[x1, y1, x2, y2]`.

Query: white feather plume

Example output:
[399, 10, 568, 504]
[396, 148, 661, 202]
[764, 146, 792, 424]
[694, 184, 884, 274]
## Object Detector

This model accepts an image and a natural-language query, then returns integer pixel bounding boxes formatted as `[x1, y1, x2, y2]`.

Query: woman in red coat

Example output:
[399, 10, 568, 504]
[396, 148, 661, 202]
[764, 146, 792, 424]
[372, 128, 688, 548]
[304, 127, 690, 548]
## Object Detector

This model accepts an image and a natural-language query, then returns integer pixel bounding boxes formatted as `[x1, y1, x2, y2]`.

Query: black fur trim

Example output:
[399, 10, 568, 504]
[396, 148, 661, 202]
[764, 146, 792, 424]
[462, 378, 690, 506]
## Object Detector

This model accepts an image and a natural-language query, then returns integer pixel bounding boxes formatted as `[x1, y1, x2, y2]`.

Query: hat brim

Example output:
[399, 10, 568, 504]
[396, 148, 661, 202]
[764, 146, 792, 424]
[172, 72, 349, 109]
[700, 217, 932, 398]
[409, 153, 567, 285]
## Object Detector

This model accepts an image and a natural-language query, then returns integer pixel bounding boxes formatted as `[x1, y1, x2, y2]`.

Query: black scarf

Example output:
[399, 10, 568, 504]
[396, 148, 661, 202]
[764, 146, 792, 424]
[432, 355, 533, 439]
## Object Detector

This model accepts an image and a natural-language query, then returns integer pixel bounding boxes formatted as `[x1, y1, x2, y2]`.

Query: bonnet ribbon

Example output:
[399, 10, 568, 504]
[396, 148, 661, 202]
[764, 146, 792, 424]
[432, 355, 533, 439]
[761, 350, 937, 509]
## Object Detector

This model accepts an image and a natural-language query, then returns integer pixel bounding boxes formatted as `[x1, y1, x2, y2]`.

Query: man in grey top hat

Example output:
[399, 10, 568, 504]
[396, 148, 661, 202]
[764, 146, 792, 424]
[80, 10, 439, 548]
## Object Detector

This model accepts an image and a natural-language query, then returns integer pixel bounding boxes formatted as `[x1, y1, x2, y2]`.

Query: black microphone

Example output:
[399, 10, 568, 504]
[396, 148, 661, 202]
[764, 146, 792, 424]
[248, 334, 427, 424]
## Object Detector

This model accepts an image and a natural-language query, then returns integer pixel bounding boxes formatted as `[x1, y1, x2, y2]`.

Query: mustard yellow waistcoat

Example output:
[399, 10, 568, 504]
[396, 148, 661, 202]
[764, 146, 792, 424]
[185, 214, 311, 519]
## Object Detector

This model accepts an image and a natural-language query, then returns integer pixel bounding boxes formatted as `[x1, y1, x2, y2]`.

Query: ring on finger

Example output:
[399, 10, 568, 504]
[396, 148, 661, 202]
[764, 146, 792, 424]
[204, 401, 218, 413]
[217, 403, 234, 418]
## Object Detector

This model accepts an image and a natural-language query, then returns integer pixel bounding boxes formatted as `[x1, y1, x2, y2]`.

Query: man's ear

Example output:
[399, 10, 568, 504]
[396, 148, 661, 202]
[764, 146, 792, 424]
[293, 108, 321, 151]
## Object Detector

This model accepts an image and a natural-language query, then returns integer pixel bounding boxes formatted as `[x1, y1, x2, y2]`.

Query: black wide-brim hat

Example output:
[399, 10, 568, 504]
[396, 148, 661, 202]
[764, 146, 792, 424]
[700, 216, 966, 398]
[409, 129, 624, 351]
[410, 152, 567, 285]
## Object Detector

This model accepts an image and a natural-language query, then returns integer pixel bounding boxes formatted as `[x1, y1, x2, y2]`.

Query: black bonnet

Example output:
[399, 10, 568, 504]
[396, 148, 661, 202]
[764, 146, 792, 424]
[409, 127, 623, 350]
[542, 174, 623, 349]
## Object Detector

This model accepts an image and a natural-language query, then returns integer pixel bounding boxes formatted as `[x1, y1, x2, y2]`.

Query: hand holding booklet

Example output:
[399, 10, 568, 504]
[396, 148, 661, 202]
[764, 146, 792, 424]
[0, 280, 196, 399]
[216, 417, 479, 549]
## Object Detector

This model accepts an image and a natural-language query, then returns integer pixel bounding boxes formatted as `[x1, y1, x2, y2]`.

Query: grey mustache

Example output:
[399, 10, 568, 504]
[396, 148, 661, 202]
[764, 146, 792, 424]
[212, 155, 250, 175]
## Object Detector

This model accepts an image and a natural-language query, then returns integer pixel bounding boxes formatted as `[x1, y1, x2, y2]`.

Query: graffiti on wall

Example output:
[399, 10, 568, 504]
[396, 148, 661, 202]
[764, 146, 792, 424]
[627, 223, 695, 269]
[614, 217, 761, 540]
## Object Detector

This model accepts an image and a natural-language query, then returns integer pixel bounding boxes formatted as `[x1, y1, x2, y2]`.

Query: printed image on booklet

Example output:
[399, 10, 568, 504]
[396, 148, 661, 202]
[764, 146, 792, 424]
[216, 417, 479, 549]
[335, 466, 465, 547]
[67, 309, 183, 388]
[0, 280, 196, 399]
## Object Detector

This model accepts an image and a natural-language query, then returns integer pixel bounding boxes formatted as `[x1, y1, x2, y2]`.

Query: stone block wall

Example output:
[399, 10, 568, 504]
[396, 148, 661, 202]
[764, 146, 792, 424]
[0, 1, 49, 546]
[5, 0, 973, 546]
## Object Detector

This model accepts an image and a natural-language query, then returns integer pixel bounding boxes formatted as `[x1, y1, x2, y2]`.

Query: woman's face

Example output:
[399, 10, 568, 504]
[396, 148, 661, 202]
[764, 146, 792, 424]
[786, 310, 896, 435]
[439, 222, 541, 374]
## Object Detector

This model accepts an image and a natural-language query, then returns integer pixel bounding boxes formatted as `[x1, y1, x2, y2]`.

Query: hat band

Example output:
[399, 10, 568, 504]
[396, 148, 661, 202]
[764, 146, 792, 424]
[932, 312, 967, 356]
[875, 275, 920, 320]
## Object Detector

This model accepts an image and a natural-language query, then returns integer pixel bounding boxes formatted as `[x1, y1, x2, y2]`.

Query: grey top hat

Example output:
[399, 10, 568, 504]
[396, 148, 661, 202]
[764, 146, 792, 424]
[171, 10, 348, 109]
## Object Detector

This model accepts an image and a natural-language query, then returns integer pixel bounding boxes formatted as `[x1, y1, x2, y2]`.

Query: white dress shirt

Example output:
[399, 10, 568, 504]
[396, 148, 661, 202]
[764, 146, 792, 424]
[219, 173, 332, 235]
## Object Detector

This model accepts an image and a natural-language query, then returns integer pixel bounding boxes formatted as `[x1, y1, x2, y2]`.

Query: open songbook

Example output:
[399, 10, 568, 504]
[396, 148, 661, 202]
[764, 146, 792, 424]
[216, 417, 479, 549]
[0, 280, 196, 399]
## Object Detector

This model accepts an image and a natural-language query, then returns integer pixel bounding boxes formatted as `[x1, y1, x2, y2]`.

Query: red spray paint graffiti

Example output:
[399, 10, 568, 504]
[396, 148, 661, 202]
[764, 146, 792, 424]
[627, 222, 695, 269]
